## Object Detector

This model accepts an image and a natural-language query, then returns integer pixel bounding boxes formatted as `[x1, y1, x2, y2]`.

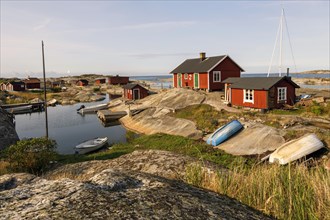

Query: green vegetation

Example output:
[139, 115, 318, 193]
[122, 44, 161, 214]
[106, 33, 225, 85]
[3, 138, 57, 175]
[57, 133, 250, 169]
[93, 87, 100, 92]
[170, 104, 227, 132]
[185, 163, 330, 220]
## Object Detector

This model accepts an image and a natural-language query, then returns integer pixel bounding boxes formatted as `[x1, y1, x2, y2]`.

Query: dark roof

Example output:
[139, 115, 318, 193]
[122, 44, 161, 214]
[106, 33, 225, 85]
[223, 76, 300, 90]
[170, 55, 244, 74]
[77, 79, 88, 83]
[123, 83, 147, 90]
[24, 78, 40, 83]
[8, 81, 25, 85]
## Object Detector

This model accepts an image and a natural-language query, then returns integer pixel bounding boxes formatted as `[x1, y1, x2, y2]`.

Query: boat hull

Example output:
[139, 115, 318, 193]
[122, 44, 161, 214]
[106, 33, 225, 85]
[207, 120, 243, 146]
[75, 137, 108, 154]
[78, 103, 108, 114]
[269, 133, 324, 165]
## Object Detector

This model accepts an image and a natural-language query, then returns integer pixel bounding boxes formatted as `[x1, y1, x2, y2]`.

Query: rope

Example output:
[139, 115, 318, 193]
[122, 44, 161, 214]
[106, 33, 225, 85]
[283, 10, 298, 74]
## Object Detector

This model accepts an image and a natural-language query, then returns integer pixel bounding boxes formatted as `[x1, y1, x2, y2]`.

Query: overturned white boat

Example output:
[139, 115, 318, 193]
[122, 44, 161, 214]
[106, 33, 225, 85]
[47, 98, 57, 106]
[77, 103, 108, 114]
[269, 134, 324, 165]
[75, 137, 108, 154]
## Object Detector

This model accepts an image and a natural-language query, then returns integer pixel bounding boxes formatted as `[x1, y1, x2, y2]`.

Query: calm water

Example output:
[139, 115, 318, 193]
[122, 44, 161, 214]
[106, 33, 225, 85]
[14, 95, 127, 155]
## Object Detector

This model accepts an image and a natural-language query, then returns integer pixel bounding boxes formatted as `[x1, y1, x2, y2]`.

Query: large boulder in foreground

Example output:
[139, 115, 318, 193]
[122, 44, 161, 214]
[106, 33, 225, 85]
[0, 170, 272, 219]
[0, 108, 19, 150]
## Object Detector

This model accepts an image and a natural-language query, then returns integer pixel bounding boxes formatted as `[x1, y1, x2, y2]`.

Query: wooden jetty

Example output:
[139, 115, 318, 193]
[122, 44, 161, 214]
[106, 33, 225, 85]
[97, 110, 127, 122]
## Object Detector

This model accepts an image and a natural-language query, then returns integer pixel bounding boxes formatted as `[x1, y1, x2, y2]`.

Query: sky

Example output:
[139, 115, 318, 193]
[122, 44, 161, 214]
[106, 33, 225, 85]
[0, 0, 329, 78]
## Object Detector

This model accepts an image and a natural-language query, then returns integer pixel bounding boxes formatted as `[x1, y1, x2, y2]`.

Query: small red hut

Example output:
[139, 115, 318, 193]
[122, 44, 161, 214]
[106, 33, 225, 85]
[24, 77, 40, 89]
[123, 83, 149, 100]
[223, 76, 299, 110]
[76, 79, 89, 86]
[6, 81, 26, 91]
[170, 53, 244, 91]
[108, 75, 129, 85]
[95, 78, 106, 85]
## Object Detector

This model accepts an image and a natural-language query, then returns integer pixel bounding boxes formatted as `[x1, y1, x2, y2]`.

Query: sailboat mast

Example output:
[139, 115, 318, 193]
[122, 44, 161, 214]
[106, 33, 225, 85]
[279, 8, 284, 77]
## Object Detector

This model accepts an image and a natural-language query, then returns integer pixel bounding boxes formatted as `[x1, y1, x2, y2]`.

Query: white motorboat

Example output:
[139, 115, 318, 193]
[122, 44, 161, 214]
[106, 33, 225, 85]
[77, 103, 108, 114]
[269, 134, 324, 165]
[74, 137, 108, 154]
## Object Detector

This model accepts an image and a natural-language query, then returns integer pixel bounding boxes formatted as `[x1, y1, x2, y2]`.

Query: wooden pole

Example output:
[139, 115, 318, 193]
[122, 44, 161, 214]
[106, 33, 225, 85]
[42, 41, 49, 138]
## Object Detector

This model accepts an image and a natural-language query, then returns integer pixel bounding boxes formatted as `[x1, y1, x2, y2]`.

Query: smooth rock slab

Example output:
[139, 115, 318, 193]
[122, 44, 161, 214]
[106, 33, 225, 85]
[0, 170, 273, 219]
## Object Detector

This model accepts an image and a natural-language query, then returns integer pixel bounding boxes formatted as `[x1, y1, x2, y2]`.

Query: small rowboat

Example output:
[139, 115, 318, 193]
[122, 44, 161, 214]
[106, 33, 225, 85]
[269, 133, 324, 165]
[75, 137, 108, 154]
[5, 105, 33, 114]
[207, 120, 243, 146]
[77, 103, 108, 114]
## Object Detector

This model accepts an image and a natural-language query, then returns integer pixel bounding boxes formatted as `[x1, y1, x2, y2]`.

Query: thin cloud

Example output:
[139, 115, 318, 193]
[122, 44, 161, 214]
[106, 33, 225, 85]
[59, 21, 196, 34]
[127, 52, 196, 59]
[33, 18, 51, 31]
[119, 21, 196, 30]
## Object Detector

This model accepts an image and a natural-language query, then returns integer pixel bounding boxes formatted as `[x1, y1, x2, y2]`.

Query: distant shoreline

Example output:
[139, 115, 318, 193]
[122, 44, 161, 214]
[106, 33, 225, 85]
[295, 70, 330, 75]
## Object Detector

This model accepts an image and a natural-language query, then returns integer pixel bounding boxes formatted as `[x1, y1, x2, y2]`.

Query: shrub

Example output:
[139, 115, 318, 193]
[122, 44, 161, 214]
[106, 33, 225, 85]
[51, 87, 61, 93]
[93, 87, 100, 92]
[5, 137, 57, 174]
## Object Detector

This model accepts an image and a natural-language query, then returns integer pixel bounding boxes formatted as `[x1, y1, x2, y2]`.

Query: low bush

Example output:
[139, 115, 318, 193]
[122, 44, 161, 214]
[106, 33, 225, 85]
[4, 137, 57, 174]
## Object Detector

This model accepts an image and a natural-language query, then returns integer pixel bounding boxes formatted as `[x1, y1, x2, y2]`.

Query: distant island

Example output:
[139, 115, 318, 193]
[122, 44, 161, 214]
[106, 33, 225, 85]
[297, 70, 330, 74]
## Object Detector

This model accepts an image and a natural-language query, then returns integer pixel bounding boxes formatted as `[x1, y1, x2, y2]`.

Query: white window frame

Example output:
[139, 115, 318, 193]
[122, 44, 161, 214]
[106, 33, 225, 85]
[277, 87, 287, 102]
[184, 73, 188, 80]
[243, 89, 254, 103]
[213, 71, 221, 82]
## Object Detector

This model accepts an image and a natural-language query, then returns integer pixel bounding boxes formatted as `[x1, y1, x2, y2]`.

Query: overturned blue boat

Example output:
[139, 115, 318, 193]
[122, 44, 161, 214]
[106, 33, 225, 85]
[207, 120, 243, 147]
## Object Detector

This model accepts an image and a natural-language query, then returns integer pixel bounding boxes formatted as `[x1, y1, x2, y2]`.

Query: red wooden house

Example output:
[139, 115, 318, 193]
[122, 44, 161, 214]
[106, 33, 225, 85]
[76, 79, 89, 86]
[170, 53, 244, 91]
[108, 75, 129, 85]
[24, 77, 40, 89]
[223, 76, 299, 109]
[6, 81, 26, 91]
[123, 83, 149, 100]
[95, 78, 106, 85]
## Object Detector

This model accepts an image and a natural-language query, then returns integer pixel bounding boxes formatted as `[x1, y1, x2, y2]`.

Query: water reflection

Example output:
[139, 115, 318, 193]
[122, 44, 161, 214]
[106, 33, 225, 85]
[14, 94, 127, 154]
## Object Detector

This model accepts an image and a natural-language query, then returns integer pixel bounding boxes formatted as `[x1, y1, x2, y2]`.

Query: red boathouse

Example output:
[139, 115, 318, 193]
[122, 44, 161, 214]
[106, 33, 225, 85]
[6, 81, 26, 91]
[24, 77, 40, 89]
[170, 53, 244, 91]
[76, 79, 89, 86]
[123, 83, 149, 100]
[108, 75, 129, 85]
[223, 76, 300, 109]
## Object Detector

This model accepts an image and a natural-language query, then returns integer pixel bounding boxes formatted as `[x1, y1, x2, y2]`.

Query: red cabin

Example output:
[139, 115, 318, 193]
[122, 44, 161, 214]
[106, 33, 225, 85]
[6, 81, 26, 91]
[123, 83, 149, 100]
[170, 53, 244, 91]
[108, 75, 129, 85]
[24, 77, 40, 89]
[95, 78, 106, 85]
[76, 79, 89, 86]
[223, 76, 300, 110]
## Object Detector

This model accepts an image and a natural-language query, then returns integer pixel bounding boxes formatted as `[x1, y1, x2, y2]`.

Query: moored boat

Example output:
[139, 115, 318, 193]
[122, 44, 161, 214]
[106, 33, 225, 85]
[47, 98, 57, 106]
[74, 137, 108, 154]
[77, 103, 108, 114]
[206, 120, 243, 147]
[5, 105, 33, 114]
[269, 133, 324, 165]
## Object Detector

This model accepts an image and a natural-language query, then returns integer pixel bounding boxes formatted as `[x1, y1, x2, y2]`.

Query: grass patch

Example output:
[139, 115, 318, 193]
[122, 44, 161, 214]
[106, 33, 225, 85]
[170, 104, 228, 132]
[185, 163, 330, 220]
[57, 133, 251, 169]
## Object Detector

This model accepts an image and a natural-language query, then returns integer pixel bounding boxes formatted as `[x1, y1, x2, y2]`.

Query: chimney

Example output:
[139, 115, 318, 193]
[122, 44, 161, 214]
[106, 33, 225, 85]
[286, 68, 290, 76]
[200, 52, 206, 61]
